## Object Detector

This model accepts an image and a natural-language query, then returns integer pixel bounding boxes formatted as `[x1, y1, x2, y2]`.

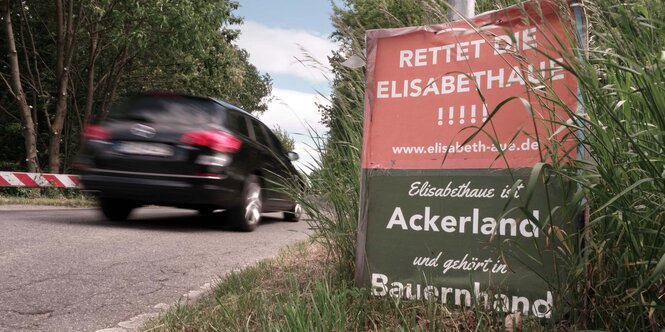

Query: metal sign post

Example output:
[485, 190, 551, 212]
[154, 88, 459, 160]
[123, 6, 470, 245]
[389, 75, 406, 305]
[448, 0, 475, 21]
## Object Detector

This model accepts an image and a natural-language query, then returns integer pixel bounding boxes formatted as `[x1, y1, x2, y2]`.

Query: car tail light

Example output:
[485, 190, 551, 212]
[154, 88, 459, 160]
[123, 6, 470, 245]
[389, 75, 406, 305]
[82, 125, 111, 140]
[181, 131, 242, 153]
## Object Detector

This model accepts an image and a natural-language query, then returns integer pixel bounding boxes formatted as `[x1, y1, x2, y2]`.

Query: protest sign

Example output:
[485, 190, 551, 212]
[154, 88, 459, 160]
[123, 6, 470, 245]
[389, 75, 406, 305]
[356, 1, 586, 318]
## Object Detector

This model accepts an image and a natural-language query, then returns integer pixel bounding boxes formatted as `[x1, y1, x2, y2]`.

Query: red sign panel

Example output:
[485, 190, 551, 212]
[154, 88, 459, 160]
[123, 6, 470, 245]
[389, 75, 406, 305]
[362, 2, 579, 170]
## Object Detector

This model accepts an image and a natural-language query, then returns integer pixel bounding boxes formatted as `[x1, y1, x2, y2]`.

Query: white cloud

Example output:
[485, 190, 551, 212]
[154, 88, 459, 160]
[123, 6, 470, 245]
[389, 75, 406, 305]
[260, 88, 327, 135]
[259, 88, 329, 172]
[235, 21, 339, 83]
[234, 20, 337, 172]
[292, 141, 321, 173]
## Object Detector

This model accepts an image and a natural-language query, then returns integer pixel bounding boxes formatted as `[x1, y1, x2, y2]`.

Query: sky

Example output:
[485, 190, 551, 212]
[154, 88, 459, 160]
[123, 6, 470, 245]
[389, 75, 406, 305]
[234, 1, 340, 172]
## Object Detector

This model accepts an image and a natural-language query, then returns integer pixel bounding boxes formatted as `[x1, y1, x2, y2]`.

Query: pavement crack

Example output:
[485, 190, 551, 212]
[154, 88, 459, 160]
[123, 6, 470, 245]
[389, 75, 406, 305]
[138, 283, 165, 296]
[1, 275, 66, 294]
[1, 308, 54, 316]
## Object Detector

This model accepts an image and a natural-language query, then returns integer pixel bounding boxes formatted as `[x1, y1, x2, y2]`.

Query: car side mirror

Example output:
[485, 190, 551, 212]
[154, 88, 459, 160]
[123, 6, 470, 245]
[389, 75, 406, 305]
[287, 152, 299, 161]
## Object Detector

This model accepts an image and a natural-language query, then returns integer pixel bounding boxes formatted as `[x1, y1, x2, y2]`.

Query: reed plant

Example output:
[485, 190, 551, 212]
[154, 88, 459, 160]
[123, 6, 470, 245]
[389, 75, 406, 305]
[563, 0, 665, 329]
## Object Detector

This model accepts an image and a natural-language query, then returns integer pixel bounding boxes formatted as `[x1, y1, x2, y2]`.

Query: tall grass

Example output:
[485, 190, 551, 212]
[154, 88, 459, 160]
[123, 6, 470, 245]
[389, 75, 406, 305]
[563, 0, 665, 329]
[295, 69, 366, 282]
[144, 242, 552, 331]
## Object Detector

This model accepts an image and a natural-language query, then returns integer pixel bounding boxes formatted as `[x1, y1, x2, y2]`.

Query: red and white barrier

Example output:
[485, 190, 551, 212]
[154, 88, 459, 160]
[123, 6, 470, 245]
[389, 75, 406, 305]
[0, 172, 80, 188]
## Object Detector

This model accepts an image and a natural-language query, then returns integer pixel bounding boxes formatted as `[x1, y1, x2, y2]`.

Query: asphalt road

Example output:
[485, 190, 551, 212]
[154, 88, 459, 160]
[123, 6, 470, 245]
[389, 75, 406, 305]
[0, 206, 311, 332]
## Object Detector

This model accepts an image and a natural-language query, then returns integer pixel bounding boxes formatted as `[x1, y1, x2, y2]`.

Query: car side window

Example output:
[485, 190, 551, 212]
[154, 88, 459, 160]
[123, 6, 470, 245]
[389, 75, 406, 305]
[225, 111, 250, 138]
[250, 120, 270, 148]
[265, 130, 287, 156]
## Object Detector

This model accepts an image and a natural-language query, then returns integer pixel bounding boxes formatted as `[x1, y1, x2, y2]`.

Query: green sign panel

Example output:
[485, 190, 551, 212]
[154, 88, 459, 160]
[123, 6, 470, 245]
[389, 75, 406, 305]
[357, 169, 577, 318]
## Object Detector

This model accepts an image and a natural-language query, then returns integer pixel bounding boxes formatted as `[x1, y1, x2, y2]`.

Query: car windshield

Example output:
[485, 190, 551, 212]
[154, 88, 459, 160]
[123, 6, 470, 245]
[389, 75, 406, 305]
[108, 95, 219, 126]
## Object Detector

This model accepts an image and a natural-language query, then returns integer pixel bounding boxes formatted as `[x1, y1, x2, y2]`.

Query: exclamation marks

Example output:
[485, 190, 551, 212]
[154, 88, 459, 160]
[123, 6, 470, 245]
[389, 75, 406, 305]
[439, 104, 490, 126]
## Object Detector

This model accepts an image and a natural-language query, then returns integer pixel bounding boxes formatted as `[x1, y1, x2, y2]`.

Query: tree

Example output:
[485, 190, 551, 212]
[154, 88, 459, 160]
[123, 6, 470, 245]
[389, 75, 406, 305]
[49, 0, 80, 173]
[1, 0, 39, 172]
[0, 0, 271, 173]
[272, 126, 296, 152]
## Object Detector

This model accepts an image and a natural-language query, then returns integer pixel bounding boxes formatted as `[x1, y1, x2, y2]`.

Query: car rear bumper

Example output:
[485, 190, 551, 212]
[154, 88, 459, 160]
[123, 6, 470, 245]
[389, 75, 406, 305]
[79, 168, 243, 208]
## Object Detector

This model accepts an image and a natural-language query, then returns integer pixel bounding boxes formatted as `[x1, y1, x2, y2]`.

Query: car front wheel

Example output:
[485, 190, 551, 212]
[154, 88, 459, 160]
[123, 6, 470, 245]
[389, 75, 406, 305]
[283, 203, 303, 222]
[99, 198, 134, 221]
[228, 175, 262, 232]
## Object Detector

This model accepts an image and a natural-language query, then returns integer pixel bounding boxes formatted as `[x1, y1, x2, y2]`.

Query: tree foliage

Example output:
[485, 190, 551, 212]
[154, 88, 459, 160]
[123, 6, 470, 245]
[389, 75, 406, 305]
[0, 0, 271, 173]
[271, 125, 296, 153]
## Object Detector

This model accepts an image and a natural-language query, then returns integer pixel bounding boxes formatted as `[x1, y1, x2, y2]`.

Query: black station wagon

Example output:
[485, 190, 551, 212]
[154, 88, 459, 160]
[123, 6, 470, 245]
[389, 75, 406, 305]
[75, 93, 303, 231]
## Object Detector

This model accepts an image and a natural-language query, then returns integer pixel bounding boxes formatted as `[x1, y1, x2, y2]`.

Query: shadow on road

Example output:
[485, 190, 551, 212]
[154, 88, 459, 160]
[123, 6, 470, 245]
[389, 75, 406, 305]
[43, 207, 287, 233]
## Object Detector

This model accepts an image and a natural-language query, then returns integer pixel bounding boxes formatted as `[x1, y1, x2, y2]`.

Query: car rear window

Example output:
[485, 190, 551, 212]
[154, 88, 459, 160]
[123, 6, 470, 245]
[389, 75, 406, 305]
[108, 95, 220, 126]
[225, 112, 250, 138]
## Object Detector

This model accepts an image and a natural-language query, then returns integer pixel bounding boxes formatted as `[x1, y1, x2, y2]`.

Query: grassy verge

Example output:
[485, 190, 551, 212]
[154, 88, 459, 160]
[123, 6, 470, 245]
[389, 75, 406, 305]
[0, 187, 95, 208]
[143, 240, 558, 331]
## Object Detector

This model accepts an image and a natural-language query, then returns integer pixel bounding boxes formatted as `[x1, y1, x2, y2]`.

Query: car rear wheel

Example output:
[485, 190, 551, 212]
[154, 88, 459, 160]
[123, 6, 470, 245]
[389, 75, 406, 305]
[228, 175, 262, 232]
[99, 198, 134, 221]
[283, 203, 303, 222]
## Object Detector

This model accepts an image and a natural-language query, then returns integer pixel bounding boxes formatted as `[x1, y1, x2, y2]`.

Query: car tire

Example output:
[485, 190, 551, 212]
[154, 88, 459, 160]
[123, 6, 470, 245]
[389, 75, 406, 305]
[283, 203, 303, 222]
[228, 175, 262, 232]
[99, 198, 134, 221]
